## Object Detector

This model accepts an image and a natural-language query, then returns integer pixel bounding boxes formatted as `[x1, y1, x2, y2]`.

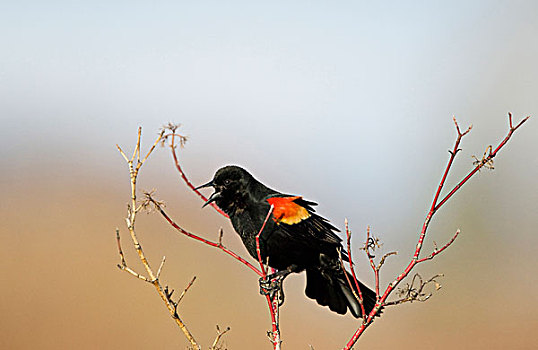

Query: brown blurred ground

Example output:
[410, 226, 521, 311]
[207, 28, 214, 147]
[1, 148, 537, 350]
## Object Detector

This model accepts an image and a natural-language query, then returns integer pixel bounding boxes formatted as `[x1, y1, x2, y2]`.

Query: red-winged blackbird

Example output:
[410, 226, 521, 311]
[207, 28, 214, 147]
[196, 165, 376, 318]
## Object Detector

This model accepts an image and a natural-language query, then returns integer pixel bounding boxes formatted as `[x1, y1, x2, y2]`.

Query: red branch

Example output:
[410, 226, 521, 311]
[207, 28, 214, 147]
[166, 132, 281, 349]
[255, 205, 281, 349]
[343, 113, 529, 349]
[417, 229, 460, 263]
[150, 199, 262, 276]
[434, 113, 529, 211]
[256, 205, 274, 277]
[169, 132, 229, 218]
[344, 219, 366, 317]
[365, 227, 381, 298]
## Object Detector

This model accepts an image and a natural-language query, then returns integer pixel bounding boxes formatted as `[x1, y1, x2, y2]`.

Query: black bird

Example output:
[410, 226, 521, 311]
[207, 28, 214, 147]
[196, 165, 377, 318]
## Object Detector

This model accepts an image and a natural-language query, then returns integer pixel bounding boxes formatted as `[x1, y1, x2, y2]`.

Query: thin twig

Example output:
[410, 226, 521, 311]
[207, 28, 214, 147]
[147, 195, 263, 276]
[417, 230, 460, 263]
[155, 256, 166, 280]
[218, 228, 224, 247]
[116, 228, 151, 282]
[164, 128, 228, 217]
[377, 251, 398, 270]
[210, 325, 231, 350]
[176, 276, 197, 306]
[116, 144, 129, 162]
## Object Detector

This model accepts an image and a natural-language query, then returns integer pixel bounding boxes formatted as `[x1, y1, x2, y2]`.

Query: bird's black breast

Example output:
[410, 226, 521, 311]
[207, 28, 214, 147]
[229, 203, 275, 261]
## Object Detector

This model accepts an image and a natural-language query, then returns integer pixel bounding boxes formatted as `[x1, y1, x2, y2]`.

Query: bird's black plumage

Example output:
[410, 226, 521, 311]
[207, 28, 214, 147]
[198, 165, 377, 318]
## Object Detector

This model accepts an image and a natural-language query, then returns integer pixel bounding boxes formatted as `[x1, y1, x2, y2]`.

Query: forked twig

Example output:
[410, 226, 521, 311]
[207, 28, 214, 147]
[210, 325, 231, 350]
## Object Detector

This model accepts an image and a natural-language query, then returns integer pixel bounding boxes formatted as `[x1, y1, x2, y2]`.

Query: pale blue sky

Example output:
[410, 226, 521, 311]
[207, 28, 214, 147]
[2, 1, 536, 224]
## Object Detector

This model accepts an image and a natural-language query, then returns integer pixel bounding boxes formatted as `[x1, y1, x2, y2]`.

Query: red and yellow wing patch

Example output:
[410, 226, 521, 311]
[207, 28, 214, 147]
[267, 196, 311, 225]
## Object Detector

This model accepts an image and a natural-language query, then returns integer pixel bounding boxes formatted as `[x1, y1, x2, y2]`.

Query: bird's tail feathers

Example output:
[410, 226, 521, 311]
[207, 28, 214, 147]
[340, 270, 378, 318]
[305, 268, 378, 318]
[305, 268, 347, 315]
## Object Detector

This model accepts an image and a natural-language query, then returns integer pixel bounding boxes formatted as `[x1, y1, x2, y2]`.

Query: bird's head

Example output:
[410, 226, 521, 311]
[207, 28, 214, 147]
[195, 165, 253, 210]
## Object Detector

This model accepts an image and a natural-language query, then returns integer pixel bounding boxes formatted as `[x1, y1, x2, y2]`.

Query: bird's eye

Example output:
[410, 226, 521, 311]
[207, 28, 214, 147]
[224, 179, 232, 185]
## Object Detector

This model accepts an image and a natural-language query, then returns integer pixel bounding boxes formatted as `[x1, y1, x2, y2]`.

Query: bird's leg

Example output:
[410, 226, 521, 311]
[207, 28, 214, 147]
[259, 264, 299, 306]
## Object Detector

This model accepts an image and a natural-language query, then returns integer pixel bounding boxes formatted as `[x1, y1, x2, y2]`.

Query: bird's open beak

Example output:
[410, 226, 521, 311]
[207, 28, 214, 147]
[202, 191, 222, 208]
[194, 180, 221, 208]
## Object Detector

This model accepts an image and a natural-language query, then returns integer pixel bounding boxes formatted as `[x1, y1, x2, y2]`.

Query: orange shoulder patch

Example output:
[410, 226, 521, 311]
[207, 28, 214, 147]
[266, 196, 311, 225]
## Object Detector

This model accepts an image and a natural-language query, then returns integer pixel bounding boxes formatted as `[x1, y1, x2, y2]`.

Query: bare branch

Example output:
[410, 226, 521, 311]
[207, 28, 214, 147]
[377, 251, 398, 270]
[343, 219, 365, 316]
[385, 273, 443, 306]
[417, 230, 461, 263]
[472, 145, 495, 171]
[254, 205, 283, 350]
[218, 228, 224, 247]
[362, 226, 382, 297]
[155, 256, 166, 280]
[256, 205, 274, 277]
[337, 247, 363, 311]
[163, 126, 228, 217]
[343, 114, 529, 349]
[429, 116, 471, 216]
[434, 113, 530, 211]
[147, 194, 263, 276]
[116, 144, 129, 163]
[508, 112, 530, 130]
[132, 127, 141, 163]
[210, 325, 231, 350]
[453, 115, 473, 137]
[176, 276, 197, 306]
[115, 228, 152, 282]
[116, 128, 200, 349]
[137, 129, 165, 171]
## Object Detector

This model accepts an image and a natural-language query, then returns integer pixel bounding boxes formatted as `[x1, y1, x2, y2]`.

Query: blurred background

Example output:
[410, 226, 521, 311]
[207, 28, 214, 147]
[1, 1, 537, 349]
